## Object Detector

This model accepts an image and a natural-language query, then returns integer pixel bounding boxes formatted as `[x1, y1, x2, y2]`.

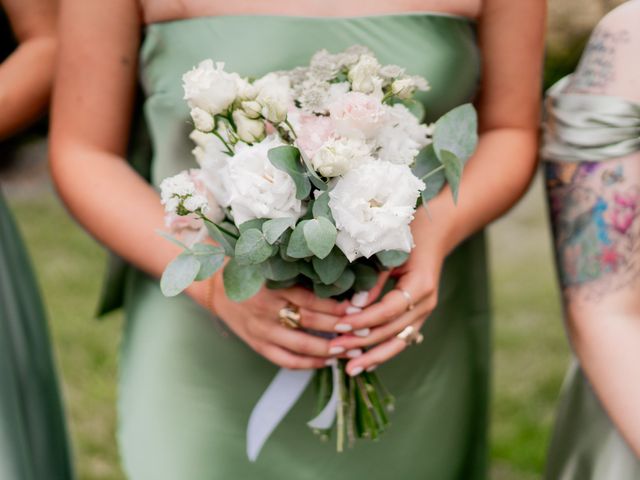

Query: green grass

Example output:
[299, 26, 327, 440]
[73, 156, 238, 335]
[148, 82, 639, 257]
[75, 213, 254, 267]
[6, 175, 570, 480]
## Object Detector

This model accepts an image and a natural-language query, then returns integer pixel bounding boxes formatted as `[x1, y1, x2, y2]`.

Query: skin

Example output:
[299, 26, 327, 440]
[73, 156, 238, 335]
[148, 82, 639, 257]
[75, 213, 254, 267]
[50, 0, 543, 374]
[0, 0, 57, 141]
[544, 0, 640, 456]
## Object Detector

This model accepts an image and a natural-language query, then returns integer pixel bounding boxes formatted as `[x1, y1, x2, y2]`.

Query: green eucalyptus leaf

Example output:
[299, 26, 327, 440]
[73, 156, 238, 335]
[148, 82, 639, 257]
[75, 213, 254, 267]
[313, 268, 356, 298]
[268, 145, 311, 200]
[433, 103, 478, 163]
[312, 191, 334, 222]
[376, 250, 409, 268]
[278, 230, 297, 262]
[312, 248, 348, 285]
[191, 243, 225, 280]
[222, 258, 264, 302]
[352, 264, 379, 291]
[262, 217, 297, 244]
[239, 218, 266, 234]
[399, 98, 426, 122]
[298, 260, 321, 282]
[303, 217, 337, 259]
[440, 149, 463, 203]
[234, 228, 274, 265]
[156, 229, 190, 250]
[160, 253, 201, 297]
[260, 256, 299, 281]
[266, 278, 299, 290]
[205, 222, 237, 257]
[299, 149, 328, 190]
[421, 169, 446, 204]
[287, 220, 313, 258]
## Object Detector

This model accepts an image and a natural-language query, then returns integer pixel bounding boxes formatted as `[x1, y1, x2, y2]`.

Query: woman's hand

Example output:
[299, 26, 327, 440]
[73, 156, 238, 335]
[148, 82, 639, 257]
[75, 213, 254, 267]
[198, 271, 354, 370]
[327, 209, 446, 376]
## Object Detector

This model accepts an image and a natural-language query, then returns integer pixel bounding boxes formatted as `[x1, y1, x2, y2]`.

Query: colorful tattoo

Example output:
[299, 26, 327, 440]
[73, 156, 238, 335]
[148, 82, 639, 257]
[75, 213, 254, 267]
[545, 160, 640, 301]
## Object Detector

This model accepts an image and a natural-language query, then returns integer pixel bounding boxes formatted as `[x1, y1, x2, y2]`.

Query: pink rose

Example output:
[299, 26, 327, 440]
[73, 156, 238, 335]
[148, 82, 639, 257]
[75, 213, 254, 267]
[328, 91, 386, 139]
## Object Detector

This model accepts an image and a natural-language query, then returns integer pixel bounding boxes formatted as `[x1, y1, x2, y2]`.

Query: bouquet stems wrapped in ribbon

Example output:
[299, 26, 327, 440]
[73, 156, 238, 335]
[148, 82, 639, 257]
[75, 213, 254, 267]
[158, 46, 478, 460]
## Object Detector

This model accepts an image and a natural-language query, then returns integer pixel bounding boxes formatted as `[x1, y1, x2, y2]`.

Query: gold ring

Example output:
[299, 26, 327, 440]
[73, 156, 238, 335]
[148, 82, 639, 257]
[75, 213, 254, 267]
[278, 304, 301, 329]
[397, 288, 415, 311]
[396, 325, 424, 346]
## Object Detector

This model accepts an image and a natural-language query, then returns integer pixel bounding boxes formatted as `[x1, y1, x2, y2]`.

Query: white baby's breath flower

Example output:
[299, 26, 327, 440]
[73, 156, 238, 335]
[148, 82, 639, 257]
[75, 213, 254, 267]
[220, 135, 305, 224]
[182, 60, 239, 115]
[348, 54, 382, 94]
[312, 137, 373, 177]
[329, 161, 425, 261]
[309, 49, 341, 81]
[190, 107, 214, 132]
[379, 64, 406, 80]
[160, 171, 209, 216]
[232, 110, 266, 143]
[376, 103, 431, 166]
[255, 73, 292, 124]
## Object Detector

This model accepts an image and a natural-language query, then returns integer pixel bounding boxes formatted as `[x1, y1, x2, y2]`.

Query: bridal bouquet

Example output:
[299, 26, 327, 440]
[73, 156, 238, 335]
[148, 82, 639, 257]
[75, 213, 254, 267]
[158, 46, 478, 460]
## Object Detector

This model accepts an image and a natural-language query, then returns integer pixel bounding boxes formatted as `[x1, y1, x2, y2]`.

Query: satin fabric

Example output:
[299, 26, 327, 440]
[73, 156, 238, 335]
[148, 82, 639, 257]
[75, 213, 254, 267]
[0, 190, 74, 480]
[542, 75, 640, 162]
[542, 77, 640, 478]
[118, 13, 491, 479]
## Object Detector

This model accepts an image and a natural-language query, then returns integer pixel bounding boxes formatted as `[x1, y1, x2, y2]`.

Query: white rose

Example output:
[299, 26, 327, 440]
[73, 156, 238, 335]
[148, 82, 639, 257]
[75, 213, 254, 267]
[241, 100, 262, 119]
[190, 107, 214, 132]
[391, 75, 430, 99]
[376, 104, 431, 166]
[328, 91, 387, 139]
[182, 60, 239, 115]
[348, 54, 382, 94]
[221, 135, 305, 224]
[312, 137, 372, 177]
[232, 110, 266, 144]
[328, 161, 425, 261]
[254, 73, 292, 124]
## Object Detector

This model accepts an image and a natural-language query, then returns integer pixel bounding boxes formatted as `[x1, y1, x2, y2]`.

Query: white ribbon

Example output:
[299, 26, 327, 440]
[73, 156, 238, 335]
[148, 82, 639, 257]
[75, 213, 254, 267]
[246, 364, 339, 461]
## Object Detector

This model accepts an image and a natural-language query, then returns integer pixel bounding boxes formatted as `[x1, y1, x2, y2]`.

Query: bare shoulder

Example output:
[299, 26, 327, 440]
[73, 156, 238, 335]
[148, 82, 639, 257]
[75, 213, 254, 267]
[599, 0, 640, 30]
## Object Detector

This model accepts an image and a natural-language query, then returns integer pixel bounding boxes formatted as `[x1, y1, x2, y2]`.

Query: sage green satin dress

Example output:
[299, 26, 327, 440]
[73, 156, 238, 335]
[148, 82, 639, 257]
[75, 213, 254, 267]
[543, 76, 640, 479]
[0, 191, 74, 480]
[118, 13, 490, 479]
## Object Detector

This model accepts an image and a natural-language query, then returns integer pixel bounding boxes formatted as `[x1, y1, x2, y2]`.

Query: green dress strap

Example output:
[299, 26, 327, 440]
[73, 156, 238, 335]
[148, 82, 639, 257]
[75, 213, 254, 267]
[0, 190, 74, 480]
[542, 75, 640, 162]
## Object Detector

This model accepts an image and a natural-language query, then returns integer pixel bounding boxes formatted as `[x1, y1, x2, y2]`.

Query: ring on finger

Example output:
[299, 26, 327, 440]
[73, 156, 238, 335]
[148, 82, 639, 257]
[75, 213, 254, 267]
[396, 288, 415, 312]
[396, 325, 424, 346]
[278, 304, 301, 329]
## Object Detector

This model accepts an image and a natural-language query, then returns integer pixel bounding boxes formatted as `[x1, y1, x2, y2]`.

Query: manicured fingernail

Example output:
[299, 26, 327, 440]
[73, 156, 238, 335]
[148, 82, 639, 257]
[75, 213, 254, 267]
[366, 365, 377, 372]
[354, 328, 370, 337]
[346, 306, 362, 315]
[351, 291, 369, 308]
[349, 366, 364, 376]
[335, 323, 352, 333]
[346, 349, 362, 358]
[325, 358, 337, 366]
[329, 346, 345, 355]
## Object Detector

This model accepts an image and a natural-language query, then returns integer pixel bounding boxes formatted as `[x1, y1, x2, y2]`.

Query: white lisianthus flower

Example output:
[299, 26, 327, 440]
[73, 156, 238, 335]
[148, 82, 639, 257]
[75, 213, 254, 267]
[190, 107, 214, 132]
[376, 104, 431, 166]
[240, 100, 262, 119]
[329, 161, 425, 261]
[236, 77, 258, 100]
[254, 73, 292, 124]
[328, 91, 387, 139]
[160, 170, 210, 216]
[220, 135, 305, 224]
[232, 110, 266, 143]
[182, 60, 239, 115]
[312, 137, 373, 177]
[391, 75, 431, 99]
[348, 54, 382, 94]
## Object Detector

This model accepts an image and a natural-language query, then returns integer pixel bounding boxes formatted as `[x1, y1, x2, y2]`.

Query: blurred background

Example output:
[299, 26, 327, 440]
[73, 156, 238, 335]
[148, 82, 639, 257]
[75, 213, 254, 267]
[0, 1, 628, 479]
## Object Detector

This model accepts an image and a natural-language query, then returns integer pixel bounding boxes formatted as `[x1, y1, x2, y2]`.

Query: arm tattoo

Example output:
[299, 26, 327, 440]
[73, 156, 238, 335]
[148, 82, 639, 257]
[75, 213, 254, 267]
[569, 25, 630, 94]
[546, 160, 640, 302]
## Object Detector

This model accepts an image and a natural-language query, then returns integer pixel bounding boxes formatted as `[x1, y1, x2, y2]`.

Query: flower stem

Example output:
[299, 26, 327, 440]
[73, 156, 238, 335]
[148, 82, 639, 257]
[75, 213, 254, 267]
[201, 216, 239, 239]
[284, 118, 298, 140]
[211, 130, 234, 156]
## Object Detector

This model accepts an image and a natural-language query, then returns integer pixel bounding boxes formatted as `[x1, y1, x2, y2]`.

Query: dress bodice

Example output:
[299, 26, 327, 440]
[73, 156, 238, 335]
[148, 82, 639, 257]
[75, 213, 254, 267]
[138, 13, 480, 185]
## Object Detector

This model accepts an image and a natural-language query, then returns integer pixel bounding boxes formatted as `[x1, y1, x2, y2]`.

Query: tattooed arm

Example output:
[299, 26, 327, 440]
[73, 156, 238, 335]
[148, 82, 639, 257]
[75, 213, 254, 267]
[546, 0, 640, 456]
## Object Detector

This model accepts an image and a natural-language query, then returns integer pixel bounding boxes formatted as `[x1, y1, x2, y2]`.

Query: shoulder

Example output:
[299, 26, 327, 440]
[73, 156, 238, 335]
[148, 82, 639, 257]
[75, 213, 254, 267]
[598, 0, 640, 30]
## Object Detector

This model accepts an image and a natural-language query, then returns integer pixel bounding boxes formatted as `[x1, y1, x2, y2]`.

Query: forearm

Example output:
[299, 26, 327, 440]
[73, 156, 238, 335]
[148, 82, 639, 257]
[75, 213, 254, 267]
[568, 303, 640, 457]
[0, 36, 56, 140]
[416, 127, 538, 254]
[50, 145, 209, 305]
